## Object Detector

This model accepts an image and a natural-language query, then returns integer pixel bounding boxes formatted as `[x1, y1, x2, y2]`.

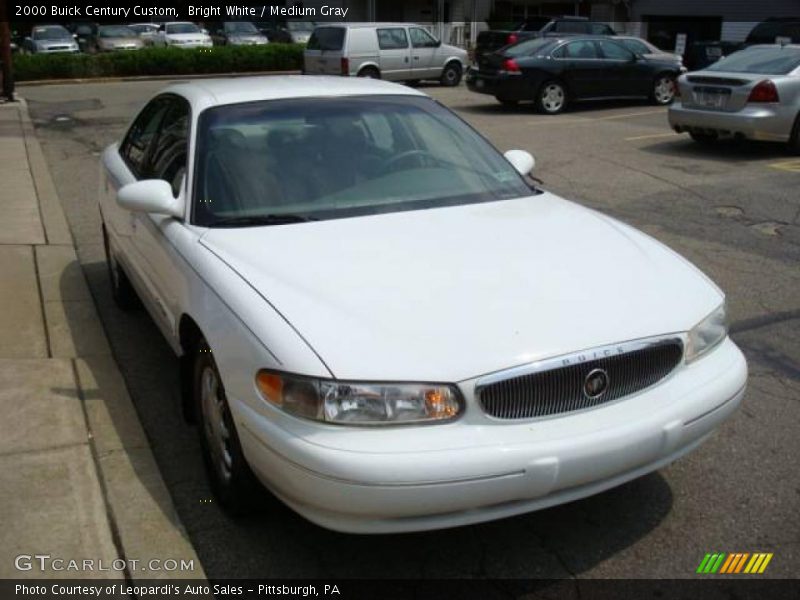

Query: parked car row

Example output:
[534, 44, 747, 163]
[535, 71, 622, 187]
[15, 20, 320, 55]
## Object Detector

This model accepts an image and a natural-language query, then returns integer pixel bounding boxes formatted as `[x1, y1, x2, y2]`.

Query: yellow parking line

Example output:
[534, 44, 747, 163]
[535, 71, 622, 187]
[529, 108, 667, 126]
[625, 132, 680, 141]
[770, 159, 800, 173]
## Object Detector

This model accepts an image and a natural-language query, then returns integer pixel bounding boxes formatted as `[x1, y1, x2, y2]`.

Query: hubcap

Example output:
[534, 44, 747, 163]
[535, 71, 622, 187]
[445, 68, 457, 83]
[200, 366, 233, 483]
[655, 77, 675, 103]
[542, 84, 564, 112]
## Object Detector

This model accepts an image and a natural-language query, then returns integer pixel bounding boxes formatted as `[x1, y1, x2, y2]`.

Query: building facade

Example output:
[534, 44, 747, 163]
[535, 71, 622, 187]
[338, 0, 798, 48]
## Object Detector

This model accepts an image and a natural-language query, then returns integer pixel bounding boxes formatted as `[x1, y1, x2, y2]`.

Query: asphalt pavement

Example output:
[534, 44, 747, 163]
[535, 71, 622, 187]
[19, 79, 800, 582]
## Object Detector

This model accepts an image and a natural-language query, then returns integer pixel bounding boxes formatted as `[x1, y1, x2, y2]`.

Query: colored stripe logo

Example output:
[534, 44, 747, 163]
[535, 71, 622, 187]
[696, 552, 773, 574]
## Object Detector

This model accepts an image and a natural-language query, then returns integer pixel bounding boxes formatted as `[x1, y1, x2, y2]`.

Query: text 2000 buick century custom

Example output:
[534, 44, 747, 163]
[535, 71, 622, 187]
[99, 76, 747, 533]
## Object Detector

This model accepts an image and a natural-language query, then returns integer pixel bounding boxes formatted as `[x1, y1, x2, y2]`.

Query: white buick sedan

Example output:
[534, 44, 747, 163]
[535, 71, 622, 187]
[100, 76, 747, 533]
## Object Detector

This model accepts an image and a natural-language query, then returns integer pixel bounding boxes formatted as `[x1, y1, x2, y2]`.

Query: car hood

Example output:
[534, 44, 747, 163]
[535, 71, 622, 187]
[199, 194, 722, 381]
[100, 37, 141, 45]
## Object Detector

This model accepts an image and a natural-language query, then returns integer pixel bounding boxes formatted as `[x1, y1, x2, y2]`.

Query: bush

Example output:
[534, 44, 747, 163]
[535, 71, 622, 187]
[14, 44, 304, 81]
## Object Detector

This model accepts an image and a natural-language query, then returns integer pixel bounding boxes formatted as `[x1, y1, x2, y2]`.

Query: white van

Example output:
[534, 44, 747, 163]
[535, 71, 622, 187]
[304, 23, 468, 86]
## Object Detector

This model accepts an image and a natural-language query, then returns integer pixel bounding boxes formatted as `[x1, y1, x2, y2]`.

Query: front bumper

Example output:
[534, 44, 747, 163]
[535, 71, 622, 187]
[233, 337, 747, 533]
[668, 101, 793, 142]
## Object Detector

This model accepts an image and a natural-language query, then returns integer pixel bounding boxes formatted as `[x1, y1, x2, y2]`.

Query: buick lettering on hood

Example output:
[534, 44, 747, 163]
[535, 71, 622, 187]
[99, 76, 747, 533]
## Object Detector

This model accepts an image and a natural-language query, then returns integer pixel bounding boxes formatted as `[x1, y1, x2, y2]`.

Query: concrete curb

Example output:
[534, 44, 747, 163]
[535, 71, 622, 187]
[18, 98, 207, 583]
[17, 70, 303, 87]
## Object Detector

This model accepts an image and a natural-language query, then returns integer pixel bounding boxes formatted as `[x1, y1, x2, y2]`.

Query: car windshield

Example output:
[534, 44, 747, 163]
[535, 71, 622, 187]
[33, 26, 71, 40]
[288, 21, 315, 32]
[166, 23, 201, 34]
[99, 26, 135, 38]
[505, 38, 556, 57]
[193, 96, 533, 227]
[225, 22, 258, 34]
[707, 47, 800, 74]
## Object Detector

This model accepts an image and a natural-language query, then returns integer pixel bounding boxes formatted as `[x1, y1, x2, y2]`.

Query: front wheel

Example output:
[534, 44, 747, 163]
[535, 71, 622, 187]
[651, 75, 676, 105]
[536, 81, 567, 115]
[440, 62, 462, 87]
[194, 339, 261, 515]
[358, 66, 380, 79]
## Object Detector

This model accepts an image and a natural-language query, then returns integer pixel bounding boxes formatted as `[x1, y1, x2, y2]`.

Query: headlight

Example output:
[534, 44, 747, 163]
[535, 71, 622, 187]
[256, 371, 463, 425]
[685, 303, 728, 363]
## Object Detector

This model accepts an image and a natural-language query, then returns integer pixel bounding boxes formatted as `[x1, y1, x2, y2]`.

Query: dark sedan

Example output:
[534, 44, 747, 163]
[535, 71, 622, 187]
[467, 36, 683, 114]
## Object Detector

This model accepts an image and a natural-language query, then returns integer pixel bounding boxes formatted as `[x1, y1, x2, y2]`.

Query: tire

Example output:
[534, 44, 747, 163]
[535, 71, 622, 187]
[440, 62, 462, 87]
[651, 74, 676, 105]
[689, 131, 719, 144]
[789, 113, 800, 155]
[536, 80, 567, 115]
[497, 96, 519, 107]
[194, 339, 262, 515]
[102, 225, 139, 310]
[358, 66, 380, 79]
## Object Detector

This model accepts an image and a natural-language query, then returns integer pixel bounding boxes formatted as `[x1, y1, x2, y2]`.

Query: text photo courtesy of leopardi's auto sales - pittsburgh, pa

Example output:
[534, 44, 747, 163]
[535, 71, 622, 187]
[0, 0, 798, 599]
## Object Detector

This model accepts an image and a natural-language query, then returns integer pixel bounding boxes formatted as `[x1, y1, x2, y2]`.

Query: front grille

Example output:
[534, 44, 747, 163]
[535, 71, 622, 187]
[477, 340, 683, 420]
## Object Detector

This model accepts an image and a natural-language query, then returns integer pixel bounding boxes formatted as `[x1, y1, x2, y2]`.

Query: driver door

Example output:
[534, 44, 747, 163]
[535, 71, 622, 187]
[409, 27, 439, 79]
[130, 95, 191, 339]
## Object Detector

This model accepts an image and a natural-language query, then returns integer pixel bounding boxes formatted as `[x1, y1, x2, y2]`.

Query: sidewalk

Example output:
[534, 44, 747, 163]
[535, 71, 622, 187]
[0, 99, 204, 582]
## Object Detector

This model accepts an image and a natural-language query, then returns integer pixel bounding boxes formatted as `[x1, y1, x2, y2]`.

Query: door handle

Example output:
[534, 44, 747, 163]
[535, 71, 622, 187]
[404, 57, 409, 63]
[414, 56, 420, 60]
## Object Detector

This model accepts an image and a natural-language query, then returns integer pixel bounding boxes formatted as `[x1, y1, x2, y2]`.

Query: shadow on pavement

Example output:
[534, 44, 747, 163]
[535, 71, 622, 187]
[66, 257, 675, 581]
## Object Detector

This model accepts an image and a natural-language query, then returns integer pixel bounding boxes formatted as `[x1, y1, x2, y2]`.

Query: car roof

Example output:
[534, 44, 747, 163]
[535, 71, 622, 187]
[162, 75, 427, 112]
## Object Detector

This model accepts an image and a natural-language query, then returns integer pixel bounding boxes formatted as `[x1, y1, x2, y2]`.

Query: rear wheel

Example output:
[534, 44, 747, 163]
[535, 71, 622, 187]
[689, 131, 719, 144]
[358, 66, 380, 79]
[651, 74, 676, 105]
[536, 80, 567, 115]
[440, 62, 462, 87]
[194, 339, 261, 515]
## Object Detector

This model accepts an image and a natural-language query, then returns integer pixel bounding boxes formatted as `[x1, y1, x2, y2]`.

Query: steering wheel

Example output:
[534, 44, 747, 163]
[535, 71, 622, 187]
[381, 150, 438, 172]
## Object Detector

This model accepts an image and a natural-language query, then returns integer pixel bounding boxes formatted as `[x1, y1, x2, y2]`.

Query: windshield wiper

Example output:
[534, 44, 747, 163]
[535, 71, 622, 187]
[208, 214, 317, 228]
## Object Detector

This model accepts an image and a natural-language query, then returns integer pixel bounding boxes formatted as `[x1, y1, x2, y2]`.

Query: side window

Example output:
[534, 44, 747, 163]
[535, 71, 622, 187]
[620, 39, 650, 55]
[409, 27, 437, 48]
[377, 28, 409, 50]
[120, 99, 169, 177]
[564, 40, 598, 59]
[598, 40, 634, 60]
[590, 23, 613, 35]
[148, 98, 190, 197]
[556, 21, 587, 34]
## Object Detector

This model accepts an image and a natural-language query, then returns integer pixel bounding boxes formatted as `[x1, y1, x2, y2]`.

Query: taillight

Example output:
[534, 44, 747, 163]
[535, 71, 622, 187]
[748, 80, 779, 103]
[502, 58, 521, 73]
[341, 57, 350, 76]
[507, 33, 518, 45]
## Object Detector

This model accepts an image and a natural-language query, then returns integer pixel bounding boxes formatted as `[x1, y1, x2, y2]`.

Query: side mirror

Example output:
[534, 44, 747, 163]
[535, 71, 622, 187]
[436, 39, 442, 47]
[504, 150, 535, 176]
[117, 180, 183, 218]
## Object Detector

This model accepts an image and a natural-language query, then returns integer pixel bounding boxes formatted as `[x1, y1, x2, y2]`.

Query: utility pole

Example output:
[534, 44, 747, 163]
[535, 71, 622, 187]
[0, 0, 15, 101]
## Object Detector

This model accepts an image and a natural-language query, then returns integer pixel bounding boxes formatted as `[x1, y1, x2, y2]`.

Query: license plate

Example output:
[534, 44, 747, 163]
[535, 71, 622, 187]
[703, 93, 725, 108]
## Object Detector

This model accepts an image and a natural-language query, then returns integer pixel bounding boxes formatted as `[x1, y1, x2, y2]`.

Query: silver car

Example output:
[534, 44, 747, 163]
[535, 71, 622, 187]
[24, 25, 79, 54]
[669, 44, 800, 153]
[93, 25, 144, 52]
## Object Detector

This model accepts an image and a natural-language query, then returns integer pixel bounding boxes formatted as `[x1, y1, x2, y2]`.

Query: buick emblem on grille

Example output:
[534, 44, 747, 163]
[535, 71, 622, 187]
[583, 368, 609, 399]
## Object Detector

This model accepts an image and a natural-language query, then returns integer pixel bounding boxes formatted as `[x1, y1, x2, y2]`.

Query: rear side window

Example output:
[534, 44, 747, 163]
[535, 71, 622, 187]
[377, 28, 409, 50]
[308, 27, 345, 51]
[590, 23, 615, 35]
[120, 99, 169, 177]
[597, 40, 634, 60]
[559, 40, 599, 59]
[556, 21, 589, 34]
[619, 38, 650, 55]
